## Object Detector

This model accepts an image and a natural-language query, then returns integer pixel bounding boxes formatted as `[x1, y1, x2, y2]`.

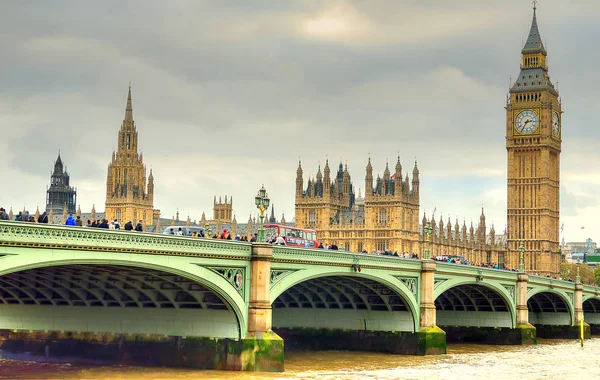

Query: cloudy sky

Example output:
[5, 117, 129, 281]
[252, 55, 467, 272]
[1, 0, 599, 243]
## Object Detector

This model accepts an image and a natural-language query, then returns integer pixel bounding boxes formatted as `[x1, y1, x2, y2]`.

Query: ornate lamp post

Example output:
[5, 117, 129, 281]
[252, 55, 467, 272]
[519, 242, 525, 273]
[424, 220, 433, 260]
[254, 185, 270, 242]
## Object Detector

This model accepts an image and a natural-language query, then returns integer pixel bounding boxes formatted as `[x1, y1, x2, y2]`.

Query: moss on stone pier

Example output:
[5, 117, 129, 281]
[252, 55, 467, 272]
[0, 329, 285, 372]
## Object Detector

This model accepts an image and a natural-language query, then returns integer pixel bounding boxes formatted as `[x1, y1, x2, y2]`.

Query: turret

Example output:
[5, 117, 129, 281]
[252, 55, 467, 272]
[469, 221, 474, 242]
[412, 160, 420, 195]
[365, 156, 373, 199]
[342, 162, 350, 198]
[394, 156, 402, 194]
[296, 160, 303, 198]
[315, 164, 323, 197]
[454, 218, 460, 240]
[148, 169, 154, 201]
[323, 159, 331, 195]
[383, 161, 390, 195]
[479, 208, 487, 243]
[247, 214, 253, 239]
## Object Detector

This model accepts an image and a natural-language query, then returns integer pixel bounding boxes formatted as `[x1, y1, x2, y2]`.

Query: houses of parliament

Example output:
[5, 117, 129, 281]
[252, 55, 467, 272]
[41, 6, 562, 276]
[295, 6, 562, 276]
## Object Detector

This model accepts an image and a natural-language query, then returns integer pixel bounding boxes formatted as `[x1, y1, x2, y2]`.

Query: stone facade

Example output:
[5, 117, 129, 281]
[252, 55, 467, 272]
[213, 196, 233, 223]
[295, 157, 421, 254]
[505, 7, 561, 275]
[104, 86, 159, 227]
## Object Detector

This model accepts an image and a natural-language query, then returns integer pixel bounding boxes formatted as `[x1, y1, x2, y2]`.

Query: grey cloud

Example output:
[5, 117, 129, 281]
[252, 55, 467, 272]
[1, 0, 599, 240]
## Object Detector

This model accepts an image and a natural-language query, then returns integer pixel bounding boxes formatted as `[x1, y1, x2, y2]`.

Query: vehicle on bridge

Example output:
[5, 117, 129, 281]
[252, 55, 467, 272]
[264, 224, 318, 247]
[162, 225, 205, 237]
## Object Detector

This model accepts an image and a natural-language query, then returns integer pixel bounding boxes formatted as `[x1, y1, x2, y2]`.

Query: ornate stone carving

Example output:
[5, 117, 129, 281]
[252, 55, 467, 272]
[270, 270, 297, 287]
[503, 285, 516, 301]
[434, 279, 447, 289]
[394, 276, 418, 299]
[206, 267, 245, 296]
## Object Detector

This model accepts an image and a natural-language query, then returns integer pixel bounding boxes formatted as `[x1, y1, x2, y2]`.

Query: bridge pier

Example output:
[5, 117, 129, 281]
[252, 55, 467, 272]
[514, 272, 537, 344]
[417, 260, 447, 354]
[242, 243, 284, 372]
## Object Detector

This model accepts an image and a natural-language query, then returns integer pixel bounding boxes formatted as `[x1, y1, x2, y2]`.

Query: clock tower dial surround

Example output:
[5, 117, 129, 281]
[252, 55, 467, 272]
[505, 6, 562, 275]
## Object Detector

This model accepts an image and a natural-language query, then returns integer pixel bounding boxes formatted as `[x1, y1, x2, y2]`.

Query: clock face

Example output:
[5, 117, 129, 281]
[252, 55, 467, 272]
[515, 110, 539, 135]
[552, 112, 560, 137]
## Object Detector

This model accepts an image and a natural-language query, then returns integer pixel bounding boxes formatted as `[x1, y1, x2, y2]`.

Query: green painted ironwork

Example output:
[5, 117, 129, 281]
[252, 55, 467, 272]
[2, 221, 600, 335]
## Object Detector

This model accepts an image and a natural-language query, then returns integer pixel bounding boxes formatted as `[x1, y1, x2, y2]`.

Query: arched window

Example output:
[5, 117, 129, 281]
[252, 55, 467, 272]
[379, 209, 387, 224]
[309, 211, 317, 224]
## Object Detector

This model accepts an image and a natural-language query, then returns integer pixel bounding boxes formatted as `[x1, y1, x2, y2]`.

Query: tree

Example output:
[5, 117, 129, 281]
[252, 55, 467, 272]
[594, 267, 600, 286]
[560, 262, 595, 285]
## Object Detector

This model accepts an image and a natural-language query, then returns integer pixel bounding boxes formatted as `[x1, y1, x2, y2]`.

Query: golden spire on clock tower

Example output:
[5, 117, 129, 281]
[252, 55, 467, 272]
[506, 4, 562, 276]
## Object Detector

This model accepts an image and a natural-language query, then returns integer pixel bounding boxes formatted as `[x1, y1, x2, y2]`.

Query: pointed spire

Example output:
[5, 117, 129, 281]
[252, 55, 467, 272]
[124, 84, 134, 122]
[523, 3, 546, 54]
[53, 152, 64, 174]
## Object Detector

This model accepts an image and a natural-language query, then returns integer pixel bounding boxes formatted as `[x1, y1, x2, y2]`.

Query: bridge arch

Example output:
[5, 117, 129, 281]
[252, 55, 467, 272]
[434, 278, 516, 328]
[583, 297, 600, 326]
[0, 253, 248, 338]
[270, 268, 419, 332]
[526, 288, 574, 326]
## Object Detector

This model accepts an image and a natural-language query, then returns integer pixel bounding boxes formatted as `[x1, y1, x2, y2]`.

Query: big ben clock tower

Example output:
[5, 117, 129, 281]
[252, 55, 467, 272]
[506, 5, 561, 275]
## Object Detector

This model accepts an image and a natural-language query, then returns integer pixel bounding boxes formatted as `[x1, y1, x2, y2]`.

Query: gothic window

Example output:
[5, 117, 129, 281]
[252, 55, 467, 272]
[133, 210, 137, 222]
[379, 209, 387, 224]
[357, 242, 363, 252]
[377, 241, 387, 251]
[309, 211, 317, 224]
[116, 209, 122, 222]
[127, 135, 131, 149]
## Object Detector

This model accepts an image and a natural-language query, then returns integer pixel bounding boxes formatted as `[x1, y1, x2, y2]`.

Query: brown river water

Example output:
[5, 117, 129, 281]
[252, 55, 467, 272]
[1, 338, 597, 379]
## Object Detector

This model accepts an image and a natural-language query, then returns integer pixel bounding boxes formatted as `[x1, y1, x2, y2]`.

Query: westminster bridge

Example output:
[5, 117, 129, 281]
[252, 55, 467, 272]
[0, 221, 598, 372]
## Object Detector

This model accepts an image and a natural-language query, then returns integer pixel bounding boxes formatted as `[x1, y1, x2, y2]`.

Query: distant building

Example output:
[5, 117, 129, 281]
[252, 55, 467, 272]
[46, 153, 76, 215]
[213, 196, 233, 223]
[105, 86, 159, 226]
[295, 158, 420, 253]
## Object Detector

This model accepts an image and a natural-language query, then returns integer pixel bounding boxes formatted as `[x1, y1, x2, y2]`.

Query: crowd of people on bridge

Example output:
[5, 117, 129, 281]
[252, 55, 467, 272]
[0, 208, 590, 283]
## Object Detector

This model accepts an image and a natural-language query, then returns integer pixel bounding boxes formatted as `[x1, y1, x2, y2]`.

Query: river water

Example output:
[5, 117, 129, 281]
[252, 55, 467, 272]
[1, 338, 598, 379]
